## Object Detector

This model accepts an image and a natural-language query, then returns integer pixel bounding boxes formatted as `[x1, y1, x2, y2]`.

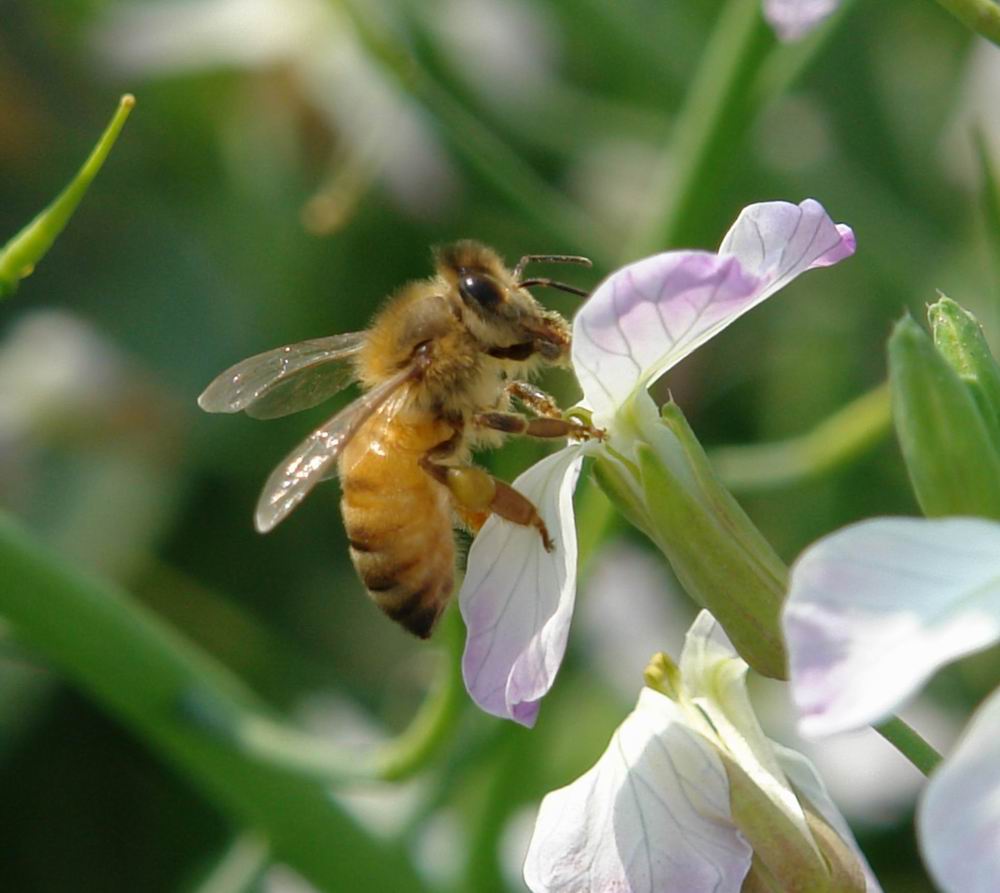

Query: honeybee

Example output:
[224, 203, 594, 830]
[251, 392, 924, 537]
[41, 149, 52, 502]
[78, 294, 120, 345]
[199, 241, 600, 638]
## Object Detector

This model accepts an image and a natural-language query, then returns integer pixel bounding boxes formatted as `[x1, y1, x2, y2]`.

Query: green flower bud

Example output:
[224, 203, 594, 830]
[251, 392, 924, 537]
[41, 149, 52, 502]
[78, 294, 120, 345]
[619, 395, 788, 679]
[889, 314, 1000, 519]
[929, 295, 1000, 447]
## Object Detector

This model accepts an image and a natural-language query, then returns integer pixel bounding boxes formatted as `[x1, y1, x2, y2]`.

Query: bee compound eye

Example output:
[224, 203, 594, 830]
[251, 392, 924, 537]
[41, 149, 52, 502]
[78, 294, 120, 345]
[458, 273, 503, 309]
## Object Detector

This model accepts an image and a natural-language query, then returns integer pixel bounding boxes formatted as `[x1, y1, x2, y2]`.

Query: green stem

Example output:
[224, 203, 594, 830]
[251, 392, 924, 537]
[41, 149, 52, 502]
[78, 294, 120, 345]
[218, 606, 466, 783]
[0, 95, 135, 299]
[874, 715, 944, 776]
[932, 0, 1000, 45]
[709, 381, 892, 492]
[0, 512, 430, 892]
[624, 0, 774, 257]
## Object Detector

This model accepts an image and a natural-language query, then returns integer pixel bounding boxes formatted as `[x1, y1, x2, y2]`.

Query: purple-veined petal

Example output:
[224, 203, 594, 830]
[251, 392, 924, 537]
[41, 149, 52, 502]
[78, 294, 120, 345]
[717, 199, 856, 294]
[572, 252, 759, 423]
[784, 517, 1000, 737]
[459, 445, 586, 726]
[762, 0, 841, 41]
[572, 200, 854, 424]
[523, 687, 752, 893]
[774, 744, 884, 892]
[919, 687, 1000, 893]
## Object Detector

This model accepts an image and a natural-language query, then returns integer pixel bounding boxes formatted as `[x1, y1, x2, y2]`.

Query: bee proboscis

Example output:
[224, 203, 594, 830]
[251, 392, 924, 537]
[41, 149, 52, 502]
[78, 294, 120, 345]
[199, 241, 600, 637]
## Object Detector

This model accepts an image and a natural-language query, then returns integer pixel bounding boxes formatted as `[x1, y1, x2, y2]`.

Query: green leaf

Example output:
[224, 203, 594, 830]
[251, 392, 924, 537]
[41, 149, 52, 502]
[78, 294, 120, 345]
[0, 95, 135, 300]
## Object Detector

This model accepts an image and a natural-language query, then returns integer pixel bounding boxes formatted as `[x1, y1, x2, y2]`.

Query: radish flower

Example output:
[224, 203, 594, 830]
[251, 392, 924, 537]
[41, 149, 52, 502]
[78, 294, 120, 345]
[523, 612, 880, 892]
[784, 515, 1000, 893]
[461, 199, 855, 725]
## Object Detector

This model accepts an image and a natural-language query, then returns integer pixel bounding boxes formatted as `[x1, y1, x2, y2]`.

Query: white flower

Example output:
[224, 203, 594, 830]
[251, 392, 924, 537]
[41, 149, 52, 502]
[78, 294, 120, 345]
[783, 515, 1000, 893]
[523, 611, 880, 892]
[461, 199, 856, 725]
[91, 0, 456, 218]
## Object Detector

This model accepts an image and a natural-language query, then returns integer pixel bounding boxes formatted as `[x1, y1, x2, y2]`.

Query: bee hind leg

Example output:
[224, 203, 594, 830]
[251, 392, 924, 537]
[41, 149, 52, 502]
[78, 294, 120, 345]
[419, 458, 554, 552]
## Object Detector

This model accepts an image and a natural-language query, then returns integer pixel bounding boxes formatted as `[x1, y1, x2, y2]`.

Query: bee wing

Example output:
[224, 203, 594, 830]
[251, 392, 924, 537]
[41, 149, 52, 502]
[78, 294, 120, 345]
[198, 332, 366, 420]
[254, 364, 415, 533]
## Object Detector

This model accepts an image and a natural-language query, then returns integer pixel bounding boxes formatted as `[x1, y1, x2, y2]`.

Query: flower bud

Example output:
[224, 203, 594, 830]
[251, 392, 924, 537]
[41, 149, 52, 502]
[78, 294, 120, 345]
[928, 295, 1000, 448]
[888, 314, 1000, 519]
[617, 394, 788, 679]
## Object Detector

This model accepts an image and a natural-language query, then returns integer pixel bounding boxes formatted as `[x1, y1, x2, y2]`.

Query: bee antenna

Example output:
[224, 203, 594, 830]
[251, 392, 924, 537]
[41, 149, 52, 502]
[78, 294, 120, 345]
[513, 254, 592, 281]
[517, 278, 590, 298]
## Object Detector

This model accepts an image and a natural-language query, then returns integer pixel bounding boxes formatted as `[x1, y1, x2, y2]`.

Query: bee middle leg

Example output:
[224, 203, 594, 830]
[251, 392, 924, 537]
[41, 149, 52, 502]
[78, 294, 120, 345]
[419, 457, 554, 552]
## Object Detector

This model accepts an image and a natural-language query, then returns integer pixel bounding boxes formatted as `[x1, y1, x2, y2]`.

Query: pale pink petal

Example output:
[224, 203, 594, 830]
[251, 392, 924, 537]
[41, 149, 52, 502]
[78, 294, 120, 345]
[459, 446, 586, 727]
[572, 200, 854, 423]
[717, 199, 856, 294]
[762, 0, 841, 41]
[784, 517, 1000, 737]
[523, 687, 752, 893]
[572, 252, 759, 422]
[919, 687, 1000, 893]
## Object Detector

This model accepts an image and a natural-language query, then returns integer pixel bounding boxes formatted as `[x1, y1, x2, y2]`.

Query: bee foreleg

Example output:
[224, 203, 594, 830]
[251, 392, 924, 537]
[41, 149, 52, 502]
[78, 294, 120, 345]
[419, 458, 554, 551]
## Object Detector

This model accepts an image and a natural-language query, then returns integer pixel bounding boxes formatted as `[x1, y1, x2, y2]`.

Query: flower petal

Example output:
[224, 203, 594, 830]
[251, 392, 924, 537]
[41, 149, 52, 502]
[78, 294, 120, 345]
[919, 686, 1000, 893]
[680, 613, 817, 858]
[762, 0, 841, 41]
[784, 517, 1000, 737]
[459, 446, 586, 726]
[717, 198, 856, 294]
[523, 687, 752, 893]
[572, 252, 759, 422]
[572, 199, 854, 423]
[774, 744, 884, 892]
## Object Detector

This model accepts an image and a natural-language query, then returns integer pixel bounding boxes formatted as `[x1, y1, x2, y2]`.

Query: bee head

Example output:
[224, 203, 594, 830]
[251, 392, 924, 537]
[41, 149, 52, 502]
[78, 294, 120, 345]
[435, 241, 570, 360]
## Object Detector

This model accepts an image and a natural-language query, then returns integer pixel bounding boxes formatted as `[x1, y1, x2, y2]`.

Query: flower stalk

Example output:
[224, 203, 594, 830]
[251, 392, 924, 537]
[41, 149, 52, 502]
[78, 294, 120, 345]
[0, 95, 135, 300]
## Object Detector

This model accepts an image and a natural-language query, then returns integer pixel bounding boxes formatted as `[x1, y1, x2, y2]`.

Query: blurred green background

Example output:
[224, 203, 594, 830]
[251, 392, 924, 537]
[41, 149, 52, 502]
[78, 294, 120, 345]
[1, 0, 998, 890]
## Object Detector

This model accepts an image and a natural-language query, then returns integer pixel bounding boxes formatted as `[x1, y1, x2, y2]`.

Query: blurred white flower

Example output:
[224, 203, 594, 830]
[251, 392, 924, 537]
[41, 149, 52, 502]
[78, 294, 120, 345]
[426, 0, 559, 110]
[578, 539, 694, 701]
[92, 0, 457, 222]
[943, 39, 1000, 188]
[763, 0, 840, 40]
[0, 311, 181, 579]
[783, 515, 1000, 893]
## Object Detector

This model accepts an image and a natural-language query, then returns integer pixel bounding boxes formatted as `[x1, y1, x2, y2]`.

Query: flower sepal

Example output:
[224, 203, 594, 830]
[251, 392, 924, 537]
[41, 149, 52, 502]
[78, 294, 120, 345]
[628, 397, 787, 679]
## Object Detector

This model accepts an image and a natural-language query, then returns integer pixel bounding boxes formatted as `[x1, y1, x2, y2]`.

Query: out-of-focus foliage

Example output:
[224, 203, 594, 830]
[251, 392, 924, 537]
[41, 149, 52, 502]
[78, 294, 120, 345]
[0, 0, 997, 891]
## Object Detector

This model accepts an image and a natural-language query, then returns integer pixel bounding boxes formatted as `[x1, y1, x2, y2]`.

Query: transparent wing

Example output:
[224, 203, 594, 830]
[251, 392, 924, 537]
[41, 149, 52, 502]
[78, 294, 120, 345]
[254, 364, 415, 533]
[198, 332, 366, 420]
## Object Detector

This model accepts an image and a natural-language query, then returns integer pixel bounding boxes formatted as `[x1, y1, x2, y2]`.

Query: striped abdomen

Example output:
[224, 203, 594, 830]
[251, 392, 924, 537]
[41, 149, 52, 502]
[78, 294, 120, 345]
[338, 413, 456, 638]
